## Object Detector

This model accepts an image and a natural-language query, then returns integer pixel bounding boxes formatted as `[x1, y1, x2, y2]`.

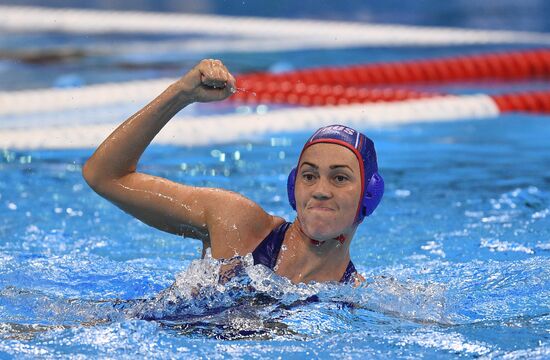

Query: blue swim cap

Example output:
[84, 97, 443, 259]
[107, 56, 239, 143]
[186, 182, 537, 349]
[287, 124, 384, 223]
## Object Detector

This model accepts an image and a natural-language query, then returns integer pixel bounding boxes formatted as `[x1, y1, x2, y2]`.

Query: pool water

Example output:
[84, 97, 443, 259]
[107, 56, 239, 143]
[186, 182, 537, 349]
[1, 114, 549, 358]
[1, 1, 550, 359]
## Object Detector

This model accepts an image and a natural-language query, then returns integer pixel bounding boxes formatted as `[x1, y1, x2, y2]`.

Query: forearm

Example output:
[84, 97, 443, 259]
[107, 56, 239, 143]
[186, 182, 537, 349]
[83, 59, 235, 191]
[83, 81, 191, 185]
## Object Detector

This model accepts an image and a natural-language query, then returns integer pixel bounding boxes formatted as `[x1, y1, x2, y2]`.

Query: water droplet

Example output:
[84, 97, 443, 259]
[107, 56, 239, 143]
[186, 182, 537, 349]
[236, 87, 256, 97]
[395, 189, 411, 198]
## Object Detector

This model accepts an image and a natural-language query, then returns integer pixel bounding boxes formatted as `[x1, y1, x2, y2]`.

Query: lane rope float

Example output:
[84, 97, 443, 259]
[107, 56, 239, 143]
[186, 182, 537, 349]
[3, 92, 549, 150]
[238, 49, 550, 86]
[1, 49, 548, 116]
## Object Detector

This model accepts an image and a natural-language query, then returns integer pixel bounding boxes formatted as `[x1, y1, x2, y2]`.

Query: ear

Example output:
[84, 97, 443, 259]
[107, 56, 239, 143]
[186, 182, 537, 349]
[287, 167, 297, 210]
[362, 172, 384, 217]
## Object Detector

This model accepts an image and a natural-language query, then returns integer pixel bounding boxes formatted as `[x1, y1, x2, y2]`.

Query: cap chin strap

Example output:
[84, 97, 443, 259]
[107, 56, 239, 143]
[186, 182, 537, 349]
[296, 220, 347, 246]
[335, 234, 346, 244]
[309, 235, 346, 246]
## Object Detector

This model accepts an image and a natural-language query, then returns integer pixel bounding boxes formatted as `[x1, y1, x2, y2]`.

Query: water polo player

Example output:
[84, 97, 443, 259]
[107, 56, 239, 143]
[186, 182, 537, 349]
[83, 59, 384, 285]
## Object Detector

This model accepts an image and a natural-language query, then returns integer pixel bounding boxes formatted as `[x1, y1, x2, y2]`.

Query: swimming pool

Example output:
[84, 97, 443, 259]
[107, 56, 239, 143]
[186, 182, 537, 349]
[1, 2, 550, 359]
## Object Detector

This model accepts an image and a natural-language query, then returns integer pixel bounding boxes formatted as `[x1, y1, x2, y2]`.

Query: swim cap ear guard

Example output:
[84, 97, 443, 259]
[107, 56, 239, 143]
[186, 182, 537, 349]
[286, 125, 384, 224]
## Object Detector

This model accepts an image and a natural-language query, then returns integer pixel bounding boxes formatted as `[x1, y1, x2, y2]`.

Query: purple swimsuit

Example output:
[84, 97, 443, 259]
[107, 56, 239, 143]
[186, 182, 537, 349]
[252, 222, 357, 284]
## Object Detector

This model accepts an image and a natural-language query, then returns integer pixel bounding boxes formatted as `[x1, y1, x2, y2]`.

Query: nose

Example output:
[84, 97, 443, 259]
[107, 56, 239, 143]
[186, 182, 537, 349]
[312, 176, 332, 200]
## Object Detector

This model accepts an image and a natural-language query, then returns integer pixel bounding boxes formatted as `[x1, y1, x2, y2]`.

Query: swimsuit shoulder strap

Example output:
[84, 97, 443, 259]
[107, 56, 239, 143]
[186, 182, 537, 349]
[252, 221, 292, 270]
[253, 222, 357, 283]
[340, 261, 357, 284]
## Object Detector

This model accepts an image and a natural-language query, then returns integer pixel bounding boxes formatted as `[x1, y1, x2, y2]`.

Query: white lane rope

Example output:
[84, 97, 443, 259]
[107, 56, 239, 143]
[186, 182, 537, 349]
[0, 6, 536, 149]
[0, 95, 499, 149]
[0, 79, 174, 117]
[1, 6, 549, 47]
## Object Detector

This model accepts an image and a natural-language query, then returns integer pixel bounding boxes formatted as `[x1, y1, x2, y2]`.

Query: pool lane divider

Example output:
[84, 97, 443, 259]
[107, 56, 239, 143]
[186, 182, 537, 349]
[1, 92, 548, 150]
[492, 91, 550, 114]
[1, 6, 550, 49]
[0, 82, 439, 117]
[0, 79, 173, 117]
[1, 49, 548, 116]
[237, 49, 550, 87]
[230, 84, 439, 106]
[0, 48, 547, 149]
[231, 49, 550, 107]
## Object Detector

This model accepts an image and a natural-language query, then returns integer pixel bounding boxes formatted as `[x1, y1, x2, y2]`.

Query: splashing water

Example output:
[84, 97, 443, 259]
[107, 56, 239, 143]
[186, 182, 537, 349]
[119, 248, 449, 341]
[1, 237, 548, 355]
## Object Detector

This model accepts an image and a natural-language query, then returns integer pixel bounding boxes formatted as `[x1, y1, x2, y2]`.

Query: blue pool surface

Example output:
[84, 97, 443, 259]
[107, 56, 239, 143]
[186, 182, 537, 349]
[1, 1, 550, 359]
[1, 115, 549, 358]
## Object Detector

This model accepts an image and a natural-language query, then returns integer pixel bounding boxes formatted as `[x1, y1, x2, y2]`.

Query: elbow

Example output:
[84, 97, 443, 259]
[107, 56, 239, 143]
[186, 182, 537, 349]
[82, 159, 98, 189]
[82, 158, 133, 195]
[82, 159, 108, 193]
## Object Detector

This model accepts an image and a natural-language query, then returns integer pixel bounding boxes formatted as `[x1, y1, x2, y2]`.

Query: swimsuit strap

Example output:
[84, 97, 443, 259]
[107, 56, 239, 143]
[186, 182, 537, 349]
[252, 221, 292, 270]
[340, 260, 357, 284]
[252, 221, 357, 284]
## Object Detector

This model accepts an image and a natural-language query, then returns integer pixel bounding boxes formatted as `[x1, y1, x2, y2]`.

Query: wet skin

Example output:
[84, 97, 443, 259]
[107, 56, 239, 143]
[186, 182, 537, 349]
[270, 143, 363, 284]
[83, 59, 364, 284]
[295, 143, 362, 242]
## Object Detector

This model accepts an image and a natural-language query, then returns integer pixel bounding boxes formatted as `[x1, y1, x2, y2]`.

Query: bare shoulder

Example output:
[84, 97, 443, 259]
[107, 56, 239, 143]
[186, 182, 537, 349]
[202, 188, 286, 259]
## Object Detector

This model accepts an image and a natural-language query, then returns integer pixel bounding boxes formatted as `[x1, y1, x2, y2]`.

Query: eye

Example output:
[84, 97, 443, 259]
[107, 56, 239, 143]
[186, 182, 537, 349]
[301, 173, 316, 182]
[334, 175, 349, 183]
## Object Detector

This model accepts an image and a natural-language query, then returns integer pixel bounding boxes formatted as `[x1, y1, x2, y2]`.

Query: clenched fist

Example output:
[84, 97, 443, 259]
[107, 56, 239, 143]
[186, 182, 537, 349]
[175, 59, 236, 103]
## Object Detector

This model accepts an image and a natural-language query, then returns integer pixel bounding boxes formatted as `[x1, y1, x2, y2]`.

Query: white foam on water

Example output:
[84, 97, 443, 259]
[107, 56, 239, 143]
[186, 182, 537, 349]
[123, 247, 451, 329]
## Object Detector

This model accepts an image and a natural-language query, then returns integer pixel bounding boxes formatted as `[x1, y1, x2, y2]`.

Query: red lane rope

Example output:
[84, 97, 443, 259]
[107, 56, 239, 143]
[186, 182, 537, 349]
[237, 49, 550, 88]
[491, 91, 550, 113]
[230, 82, 439, 106]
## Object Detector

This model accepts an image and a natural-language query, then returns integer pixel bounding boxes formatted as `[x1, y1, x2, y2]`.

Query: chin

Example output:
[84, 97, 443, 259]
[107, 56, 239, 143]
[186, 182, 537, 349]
[300, 216, 344, 240]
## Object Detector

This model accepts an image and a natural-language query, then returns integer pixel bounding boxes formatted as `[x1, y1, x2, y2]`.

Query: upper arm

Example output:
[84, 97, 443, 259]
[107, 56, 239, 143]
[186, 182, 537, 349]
[84, 170, 278, 257]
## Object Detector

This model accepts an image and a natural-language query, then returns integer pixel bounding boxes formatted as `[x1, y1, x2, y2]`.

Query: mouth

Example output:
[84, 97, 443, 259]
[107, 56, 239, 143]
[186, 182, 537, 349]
[307, 206, 335, 212]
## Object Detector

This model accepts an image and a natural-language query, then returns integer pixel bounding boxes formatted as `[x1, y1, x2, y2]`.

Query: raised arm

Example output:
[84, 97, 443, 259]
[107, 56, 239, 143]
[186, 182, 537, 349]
[82, 60, 281, 258]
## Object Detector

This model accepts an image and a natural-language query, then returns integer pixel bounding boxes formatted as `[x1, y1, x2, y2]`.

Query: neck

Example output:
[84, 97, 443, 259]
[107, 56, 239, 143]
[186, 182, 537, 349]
[294, 218, 354, 251]
[277, 220, 352, 283]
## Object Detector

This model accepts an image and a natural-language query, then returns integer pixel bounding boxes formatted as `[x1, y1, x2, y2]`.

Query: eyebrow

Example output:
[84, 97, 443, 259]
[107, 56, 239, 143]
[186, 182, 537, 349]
[300, 162, 354, 172]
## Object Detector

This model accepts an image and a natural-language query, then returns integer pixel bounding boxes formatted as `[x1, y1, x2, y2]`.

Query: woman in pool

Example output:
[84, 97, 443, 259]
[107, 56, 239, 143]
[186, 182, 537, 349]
[83, 59, 384, 286]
